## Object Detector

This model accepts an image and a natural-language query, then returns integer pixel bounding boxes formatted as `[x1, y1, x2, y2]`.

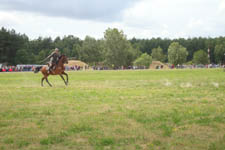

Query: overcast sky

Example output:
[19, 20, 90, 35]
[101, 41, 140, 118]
[0, 0, 225, 39]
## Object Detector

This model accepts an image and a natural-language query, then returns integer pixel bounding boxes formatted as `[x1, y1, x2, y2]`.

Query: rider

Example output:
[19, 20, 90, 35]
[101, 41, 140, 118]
[45, 48, 60, 73]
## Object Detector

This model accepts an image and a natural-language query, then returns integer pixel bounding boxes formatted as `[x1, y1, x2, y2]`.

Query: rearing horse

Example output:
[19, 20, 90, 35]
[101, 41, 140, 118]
[34, 55, 69, 87]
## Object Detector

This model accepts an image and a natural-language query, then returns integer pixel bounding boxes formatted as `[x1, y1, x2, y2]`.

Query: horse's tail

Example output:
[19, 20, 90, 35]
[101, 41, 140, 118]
[34, 66, 42, 73]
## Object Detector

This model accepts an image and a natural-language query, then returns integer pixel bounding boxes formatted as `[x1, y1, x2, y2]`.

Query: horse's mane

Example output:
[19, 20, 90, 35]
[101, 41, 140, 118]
[59, 54, 66, 59]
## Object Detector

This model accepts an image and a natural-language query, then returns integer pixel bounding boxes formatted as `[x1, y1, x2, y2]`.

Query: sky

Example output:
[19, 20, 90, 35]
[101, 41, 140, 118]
[0, 0, 225, 40]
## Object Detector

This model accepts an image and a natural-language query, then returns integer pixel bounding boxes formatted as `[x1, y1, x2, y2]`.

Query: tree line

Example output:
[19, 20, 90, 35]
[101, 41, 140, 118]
[0, 27, 224, 68]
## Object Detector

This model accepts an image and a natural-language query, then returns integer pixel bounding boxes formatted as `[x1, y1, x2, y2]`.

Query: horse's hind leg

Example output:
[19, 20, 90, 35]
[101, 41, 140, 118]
[60, 75, 67, 86]
[45, 77, 52, 87]
[41, 77, 45, 86]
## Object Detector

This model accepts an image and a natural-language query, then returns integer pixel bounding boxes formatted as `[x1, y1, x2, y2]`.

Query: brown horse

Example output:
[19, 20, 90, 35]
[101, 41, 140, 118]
[34, 55, 69, 87]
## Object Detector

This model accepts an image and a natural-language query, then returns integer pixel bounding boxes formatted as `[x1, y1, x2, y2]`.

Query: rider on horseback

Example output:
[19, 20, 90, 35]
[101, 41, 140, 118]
[45, 48, 60, 73]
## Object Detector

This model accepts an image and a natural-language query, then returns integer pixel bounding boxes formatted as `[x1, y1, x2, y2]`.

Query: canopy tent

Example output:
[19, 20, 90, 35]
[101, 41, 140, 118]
[65, 60, 88, 68]
[149, 61, 169, 69]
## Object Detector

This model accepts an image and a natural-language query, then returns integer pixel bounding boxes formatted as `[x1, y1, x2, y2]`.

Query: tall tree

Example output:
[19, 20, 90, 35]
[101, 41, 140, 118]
[133, 53, 152, 68]
[78, 36, 103, 65]
[168, 42, 188, 66]
[214, 42, 225, 64]
[0, 27, 29, 65]
[104, 28, 138, 68]
[151, 46, 166, 62]
[193, 50, 209, 65]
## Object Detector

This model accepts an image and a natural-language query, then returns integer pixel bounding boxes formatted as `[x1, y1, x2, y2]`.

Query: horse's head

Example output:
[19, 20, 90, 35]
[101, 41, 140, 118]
[59, 55, 68, 64]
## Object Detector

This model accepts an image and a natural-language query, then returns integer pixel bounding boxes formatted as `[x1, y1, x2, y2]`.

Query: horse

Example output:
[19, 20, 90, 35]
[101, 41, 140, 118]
[34, 55, 69, 87]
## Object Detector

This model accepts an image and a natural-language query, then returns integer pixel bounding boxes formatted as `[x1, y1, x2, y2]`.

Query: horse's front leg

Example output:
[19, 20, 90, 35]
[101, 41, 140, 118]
[60, 74, 67, 86]
[62, 72, 68, 85]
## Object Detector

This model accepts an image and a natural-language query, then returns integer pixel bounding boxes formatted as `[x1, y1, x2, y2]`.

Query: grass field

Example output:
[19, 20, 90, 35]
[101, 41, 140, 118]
[0, 69, 225, 150]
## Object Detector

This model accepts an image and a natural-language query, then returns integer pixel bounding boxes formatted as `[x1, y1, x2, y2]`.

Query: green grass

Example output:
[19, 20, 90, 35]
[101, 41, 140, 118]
[0, 69, 225, 150]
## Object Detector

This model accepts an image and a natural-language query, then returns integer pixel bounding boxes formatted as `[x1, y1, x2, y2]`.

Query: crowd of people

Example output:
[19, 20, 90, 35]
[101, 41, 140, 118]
[0, 64, 224, 72]
[0, 64, 85, 72]
[169, 64, 223, 69]
[0, 65, 42, 72]
[0, 64, 88, 72]
[66, 65, 82, 71]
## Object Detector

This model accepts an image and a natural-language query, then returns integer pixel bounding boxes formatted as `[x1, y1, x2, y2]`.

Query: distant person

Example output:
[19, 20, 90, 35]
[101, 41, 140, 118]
[2, 67, 6, 72]
[9, 67, 13, 72]
[44, 48, 61, 73]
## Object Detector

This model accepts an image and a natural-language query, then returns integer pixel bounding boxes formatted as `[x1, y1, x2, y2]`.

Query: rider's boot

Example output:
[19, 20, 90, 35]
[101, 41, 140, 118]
[47, 65, 52, 74]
